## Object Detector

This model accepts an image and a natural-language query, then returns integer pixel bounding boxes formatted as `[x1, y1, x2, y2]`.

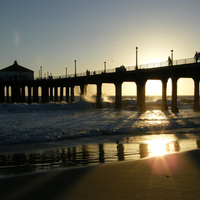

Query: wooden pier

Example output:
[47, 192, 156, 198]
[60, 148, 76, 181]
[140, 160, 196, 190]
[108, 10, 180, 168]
[1, 61, 200, 112]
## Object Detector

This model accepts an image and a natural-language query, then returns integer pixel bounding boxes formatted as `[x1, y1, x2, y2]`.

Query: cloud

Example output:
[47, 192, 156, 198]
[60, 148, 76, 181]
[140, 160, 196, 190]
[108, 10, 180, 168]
[13, 31, 20, 45]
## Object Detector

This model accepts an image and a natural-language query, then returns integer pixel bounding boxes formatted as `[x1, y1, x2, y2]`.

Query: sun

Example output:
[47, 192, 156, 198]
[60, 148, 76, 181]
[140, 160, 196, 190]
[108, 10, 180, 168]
[146, 80, 162, 96]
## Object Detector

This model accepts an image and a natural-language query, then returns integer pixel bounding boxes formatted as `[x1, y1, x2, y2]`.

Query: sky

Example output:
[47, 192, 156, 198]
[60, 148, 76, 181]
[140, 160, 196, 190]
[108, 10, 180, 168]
[0, 0, 200, 96]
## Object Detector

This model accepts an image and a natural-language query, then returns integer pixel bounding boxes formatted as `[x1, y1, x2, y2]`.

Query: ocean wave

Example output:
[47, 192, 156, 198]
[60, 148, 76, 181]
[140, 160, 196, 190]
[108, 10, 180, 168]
[0, 101, 94, 112]
[0, 96, 198, 146]
[0, 113, 200, 146]
[0, 95, 195, 112]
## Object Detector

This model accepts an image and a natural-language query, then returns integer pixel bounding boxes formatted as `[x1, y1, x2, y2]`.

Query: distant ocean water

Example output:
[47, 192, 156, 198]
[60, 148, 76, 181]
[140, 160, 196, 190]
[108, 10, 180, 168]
[0, 95, 200, 177]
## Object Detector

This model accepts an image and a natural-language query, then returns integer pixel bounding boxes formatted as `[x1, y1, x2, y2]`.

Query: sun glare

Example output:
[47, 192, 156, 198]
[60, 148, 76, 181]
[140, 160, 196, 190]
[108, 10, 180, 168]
[146, 80, 162, 96]
[148, 139, 171, 156]
[139, 139, 173, 158]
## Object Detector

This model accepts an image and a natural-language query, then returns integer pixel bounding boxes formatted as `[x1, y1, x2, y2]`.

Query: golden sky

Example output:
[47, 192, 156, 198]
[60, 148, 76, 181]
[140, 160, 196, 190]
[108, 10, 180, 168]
[0, 0, 199, 95]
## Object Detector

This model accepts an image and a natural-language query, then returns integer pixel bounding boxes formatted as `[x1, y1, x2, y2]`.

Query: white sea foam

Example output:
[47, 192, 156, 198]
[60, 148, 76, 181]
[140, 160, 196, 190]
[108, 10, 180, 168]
[0, 96, 199, 146]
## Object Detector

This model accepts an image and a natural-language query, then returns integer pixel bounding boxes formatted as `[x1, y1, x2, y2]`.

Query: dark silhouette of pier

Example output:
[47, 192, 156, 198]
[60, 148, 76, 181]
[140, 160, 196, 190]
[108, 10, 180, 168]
[0, 57, 200, 112]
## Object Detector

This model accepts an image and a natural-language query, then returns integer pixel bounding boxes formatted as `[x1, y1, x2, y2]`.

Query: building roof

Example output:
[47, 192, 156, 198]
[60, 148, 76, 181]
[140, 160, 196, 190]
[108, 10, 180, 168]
[0, 61, 33, 72]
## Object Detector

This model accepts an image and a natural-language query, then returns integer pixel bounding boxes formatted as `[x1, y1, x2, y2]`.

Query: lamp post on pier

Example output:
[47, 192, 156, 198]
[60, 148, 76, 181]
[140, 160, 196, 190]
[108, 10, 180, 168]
[171, 50, 173, 66]
[74, 60, 76, 77]
[104, 62, 106, 73]
[40, 66, 42, 79]
[136, 47, 138, 70]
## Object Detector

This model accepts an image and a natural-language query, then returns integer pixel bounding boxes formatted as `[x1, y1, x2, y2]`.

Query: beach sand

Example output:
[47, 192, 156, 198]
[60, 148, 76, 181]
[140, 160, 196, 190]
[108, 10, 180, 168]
[0, 149, 200, 200]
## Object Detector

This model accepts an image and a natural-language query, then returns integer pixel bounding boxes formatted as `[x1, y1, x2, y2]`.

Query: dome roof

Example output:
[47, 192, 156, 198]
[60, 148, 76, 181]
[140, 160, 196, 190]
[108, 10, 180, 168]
[0, 61, 33, 72]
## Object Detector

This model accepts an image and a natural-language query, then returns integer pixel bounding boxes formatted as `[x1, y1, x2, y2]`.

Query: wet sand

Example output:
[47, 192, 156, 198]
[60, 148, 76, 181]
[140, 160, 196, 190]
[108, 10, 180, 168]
[0, 149, 200, 200]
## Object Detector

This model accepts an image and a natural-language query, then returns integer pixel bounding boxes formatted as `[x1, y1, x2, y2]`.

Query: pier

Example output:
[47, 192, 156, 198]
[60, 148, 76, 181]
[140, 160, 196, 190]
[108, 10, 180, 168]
[0, 57, 200, 112]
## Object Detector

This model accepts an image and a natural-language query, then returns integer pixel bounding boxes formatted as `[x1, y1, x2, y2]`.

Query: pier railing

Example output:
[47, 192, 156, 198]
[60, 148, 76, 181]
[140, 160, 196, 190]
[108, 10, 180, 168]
[35, 57, 196, 80]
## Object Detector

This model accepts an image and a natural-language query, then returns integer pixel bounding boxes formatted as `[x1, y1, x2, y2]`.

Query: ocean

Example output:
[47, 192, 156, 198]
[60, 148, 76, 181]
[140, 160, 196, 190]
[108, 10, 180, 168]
[0, 95, 200, 177]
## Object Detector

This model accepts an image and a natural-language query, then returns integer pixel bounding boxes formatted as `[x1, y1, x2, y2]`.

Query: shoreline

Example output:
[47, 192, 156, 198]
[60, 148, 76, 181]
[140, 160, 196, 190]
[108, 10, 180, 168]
[0, 133, 199, 178]
[0, 149, 200, 200]
[1, 128, 199, 154]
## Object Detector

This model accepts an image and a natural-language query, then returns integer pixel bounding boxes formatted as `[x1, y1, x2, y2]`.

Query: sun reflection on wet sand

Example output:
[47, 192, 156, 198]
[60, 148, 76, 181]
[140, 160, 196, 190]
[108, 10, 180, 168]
[147, 139, 173, 156]
[138, 134, 180, 158]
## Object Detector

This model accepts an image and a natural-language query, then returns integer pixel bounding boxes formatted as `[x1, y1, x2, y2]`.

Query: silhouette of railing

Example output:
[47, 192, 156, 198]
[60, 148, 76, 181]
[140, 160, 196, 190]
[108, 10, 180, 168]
[35, 57, 196, 80]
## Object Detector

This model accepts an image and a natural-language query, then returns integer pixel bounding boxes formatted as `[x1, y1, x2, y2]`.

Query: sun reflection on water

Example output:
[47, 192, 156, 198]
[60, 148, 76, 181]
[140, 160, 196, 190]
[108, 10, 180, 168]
[140, 110, 167, 119]
[137, 110, 170, 127]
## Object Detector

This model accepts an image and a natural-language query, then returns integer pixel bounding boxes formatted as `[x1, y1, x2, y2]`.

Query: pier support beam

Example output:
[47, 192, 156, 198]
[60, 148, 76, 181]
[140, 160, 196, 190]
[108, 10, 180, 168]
[11, 86, 14, 103]
[161, 78, 168, 111]
[6, 86, 9, 103]
[60, 86, 63, 102]
[11, 85, 15, 103]
[42, 86, 49, 103]
[0, 86, 5, 103]
[71, 86, 74, 102]
[16, 85, 20, 103]
[115, 81, 122, 108]
[96, 83, 102, 109]
[50, 87, 53, 101]
[136, 84, 140, 106]
[171, 77, 179, 112]
[65, 87, 69, 102]
[20, 86, 26, 103]
[11, 85, 20, 103]
[137, 80, 147, 112]
[28, 86, 32, 103]
[54, 86, 58, 102]
[80, 84, 87, 101]
[193, 78, 200, 111]
[33, 86, 39, 103]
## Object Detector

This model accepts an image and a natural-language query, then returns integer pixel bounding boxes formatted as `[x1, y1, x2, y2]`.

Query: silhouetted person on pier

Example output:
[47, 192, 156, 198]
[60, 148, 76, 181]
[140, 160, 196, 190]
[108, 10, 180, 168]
[168, 56, 172, 66]
[86, 70, 90, 76]
[194, 51, 199, 63]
